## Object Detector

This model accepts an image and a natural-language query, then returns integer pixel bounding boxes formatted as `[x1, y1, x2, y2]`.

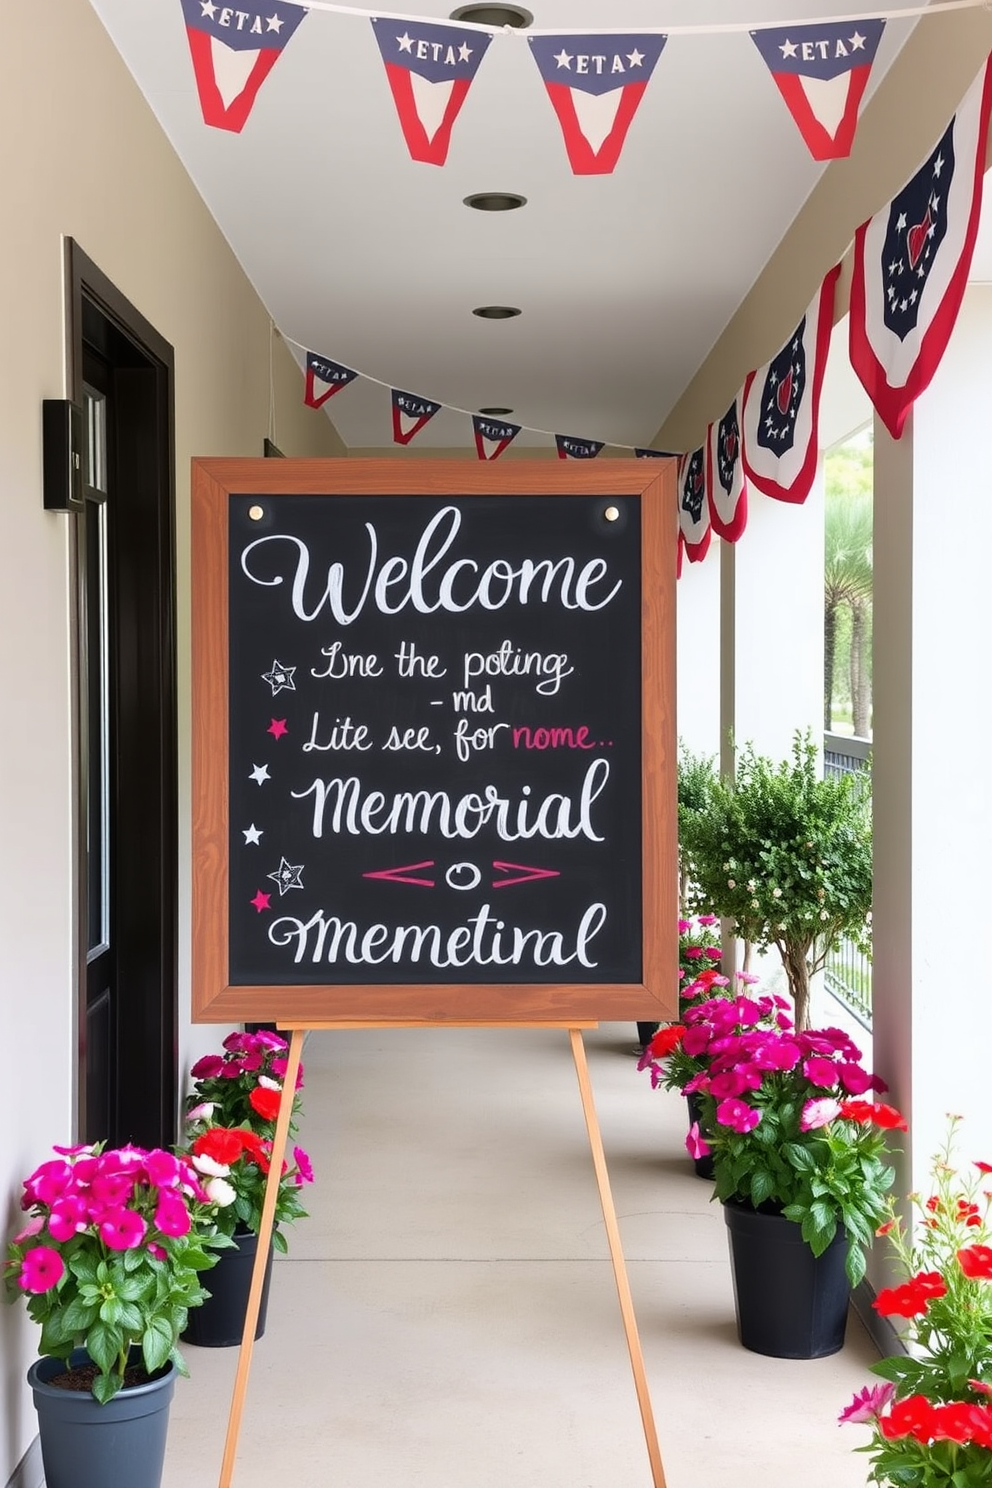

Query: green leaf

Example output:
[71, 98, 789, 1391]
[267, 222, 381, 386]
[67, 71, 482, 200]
[92, 1371, 123, 1404]
[781, 1142, 815, 1172]
[85, 1320, 119, 1375]
[845, 1241, 866, 1288]
[142, 1316, 175, 1374]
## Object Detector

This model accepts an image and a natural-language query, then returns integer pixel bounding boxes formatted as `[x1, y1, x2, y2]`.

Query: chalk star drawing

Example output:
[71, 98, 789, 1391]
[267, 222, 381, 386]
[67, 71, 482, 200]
[243, 824, 263, 845]
[267, 857, 304, 895]
[250, 890, 271, 913]
[268, 718, 289, 739]
[261, 660, 296, 695]
[249, 764, 271, 785]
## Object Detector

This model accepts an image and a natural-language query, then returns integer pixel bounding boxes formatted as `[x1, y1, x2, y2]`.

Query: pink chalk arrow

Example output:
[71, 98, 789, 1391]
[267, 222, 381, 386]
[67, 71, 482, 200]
[364, 861, 436, 888]
[492, 861, 560, 889]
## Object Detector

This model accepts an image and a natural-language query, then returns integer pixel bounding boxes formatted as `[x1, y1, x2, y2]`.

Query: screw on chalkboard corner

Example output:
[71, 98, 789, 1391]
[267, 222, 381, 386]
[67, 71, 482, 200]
[248, 505, 265, 522]
[603, 506, 620, 523]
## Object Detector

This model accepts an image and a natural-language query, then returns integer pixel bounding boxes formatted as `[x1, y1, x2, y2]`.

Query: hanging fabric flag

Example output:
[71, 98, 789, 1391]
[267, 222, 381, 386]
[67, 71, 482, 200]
[180, 0, 307, 133]
[555, 435, 604, 459]
[472, 415, 521, 461]
[304, 354, 358, 410]
[849, 53, 992, 441]
[750, 19, 885, 161]
[635, 448, 679, 458]
[706, 393, 748, 542]
[391, 389, 442, 445]
[741, 264, 839, 503]
[677, 448, 711, 563]
[371, 18, 493, 166]
[528, 34, 667, 175]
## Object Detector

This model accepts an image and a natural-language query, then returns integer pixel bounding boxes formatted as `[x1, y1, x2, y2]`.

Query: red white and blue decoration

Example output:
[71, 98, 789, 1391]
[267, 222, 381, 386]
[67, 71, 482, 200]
[180, 0, 307, 133]
[742, 264, 839, 504]
[677, 447, 712, 563]
[528, 34, 667, 175]
[750, 19, 885, 161]
[849, 53, 992, 440]
[304, 353, 358, 410]
[391, 389, 442, 445]
[371, 18, 492, 166]
[706, 394, 748, 542]
[635, 448, 678, 459]
[556, 435, 604, 460]
[472, 415, 521, 461]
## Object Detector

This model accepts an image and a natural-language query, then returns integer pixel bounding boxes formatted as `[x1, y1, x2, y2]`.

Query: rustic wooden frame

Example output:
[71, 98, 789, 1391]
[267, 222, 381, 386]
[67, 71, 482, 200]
[191, 458, 677, 1024]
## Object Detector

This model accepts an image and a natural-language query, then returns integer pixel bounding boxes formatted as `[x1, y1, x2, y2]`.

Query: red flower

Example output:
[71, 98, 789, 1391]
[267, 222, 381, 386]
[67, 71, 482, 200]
[646, 1025, 685, 1058]
[958, 1244, 992, 1280]
[248, 1087, 282, 1121]
[839, 1099, 907, 1130]
[874, 1272, 947, 1319]
[879, 1394, 938, 1443]
[193, 1128, 246, 1165]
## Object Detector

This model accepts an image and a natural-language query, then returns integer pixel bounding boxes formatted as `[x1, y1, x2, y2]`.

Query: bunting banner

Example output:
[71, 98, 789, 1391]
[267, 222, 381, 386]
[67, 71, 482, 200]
[555, 435, 604, 459]
[304, 353, 358, 409]
[391, 389, 442, 444]
[371, 18, 492, 166]
[706, 393, 748, 542]
[741, 264, 839, 503]
[750, 19, 885, 160]
[635, 447, 679, 458]
[472, 415, 521, 461]
[528, 34, 667, 175]
[180, 0, 307, 132]
[849, 53, 992, 440]
[677, 447, 712, 563]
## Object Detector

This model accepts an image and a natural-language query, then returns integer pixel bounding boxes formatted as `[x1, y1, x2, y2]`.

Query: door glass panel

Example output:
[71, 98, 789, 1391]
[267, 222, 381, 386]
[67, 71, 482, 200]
[83, 386, 110, 959]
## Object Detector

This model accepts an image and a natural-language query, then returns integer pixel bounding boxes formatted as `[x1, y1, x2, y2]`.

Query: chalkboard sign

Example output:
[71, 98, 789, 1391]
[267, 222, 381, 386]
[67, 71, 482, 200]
[192, 460, 676, 1025]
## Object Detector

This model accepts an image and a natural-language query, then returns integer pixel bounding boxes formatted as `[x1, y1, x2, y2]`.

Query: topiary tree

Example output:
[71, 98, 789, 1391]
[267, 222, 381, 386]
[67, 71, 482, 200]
[680, 730, 872, 1030]
[677, 741, 717, 913]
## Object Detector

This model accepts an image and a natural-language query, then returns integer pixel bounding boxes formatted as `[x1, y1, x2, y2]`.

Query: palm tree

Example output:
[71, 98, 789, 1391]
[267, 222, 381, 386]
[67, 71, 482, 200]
[824, 491, 873, 731]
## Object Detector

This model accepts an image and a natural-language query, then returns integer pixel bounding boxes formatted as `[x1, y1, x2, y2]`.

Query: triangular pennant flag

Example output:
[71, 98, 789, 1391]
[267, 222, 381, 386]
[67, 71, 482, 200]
[635, 448, 679, 458]
[371, 18, 492, 166]
[391, 389, 442, 445]
[706, 393, 748, 542]
[555, 435, 604, 460]
[304, 353, 358, 410]
[741, 264, 840, 503]
[528, 34, 667, 174]
[850, 53, 992, 440]
[472, 415, 521, 461]
[677, 447, 711, 563]
[750, 19, 885, 161]
[180, 0, 307, 133]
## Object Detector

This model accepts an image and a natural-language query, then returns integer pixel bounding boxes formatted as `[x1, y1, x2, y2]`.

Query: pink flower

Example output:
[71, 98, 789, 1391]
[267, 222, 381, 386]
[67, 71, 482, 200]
[154, 1194, 191, 1238]
[837, 1063, 875, 1095]
[186, 1101, 216, 1123]
[803, 1056, 839, 1088]
[147, 1243, 167, 1261]
[697, 915, 718, 926]
[190, 1054, 225, 1079]
[18, 1247, 65, 1294]
[715, 1098, 761, 1134]
[12, 1217, 44, 1245]
[685, 1123, 711, 1160]
[23, 1160, 73, 1207]
[678, 919, 691, 934]
[251, 1030, 288, 1051]
[223, 1032, 252, 1053]
[709, 1071, 746, 1100]
[145, 1150, 183, 1189]
[47, 1195, 89, 1242]
[801, 1098, 842, 1131]
[293, 1146, 314, 1184]
[683, 947, 704, 960]
[838, 1382, 896, 1425]
[704, 947, 722, 960]
[98, 1207, 147, 1251]
[90, 1172, 135, 1208]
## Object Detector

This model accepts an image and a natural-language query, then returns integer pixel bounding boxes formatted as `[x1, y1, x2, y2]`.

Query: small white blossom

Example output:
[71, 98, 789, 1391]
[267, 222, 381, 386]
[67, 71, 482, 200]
[258, 1075, 281, 1091]
[771, 887, 782, 899]
[747, 879, 756, 893]
[820, 909, 829, 920]
[727, 879, 736, 889]
[186, 1101, 215, 1123]
[191, 1154, 231, 1178]
[205, 1177, 237, 1207]
[750, 898, 759, 909]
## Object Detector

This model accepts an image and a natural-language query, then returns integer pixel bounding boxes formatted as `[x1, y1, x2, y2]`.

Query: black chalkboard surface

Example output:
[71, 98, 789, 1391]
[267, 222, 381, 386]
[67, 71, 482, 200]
[228, 493, 642, 985]
[191, 458, 676, 1025]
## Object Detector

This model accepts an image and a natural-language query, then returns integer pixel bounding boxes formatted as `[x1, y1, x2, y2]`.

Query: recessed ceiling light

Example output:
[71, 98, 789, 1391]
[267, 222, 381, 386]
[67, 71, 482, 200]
[464, 192, 527, 212]
[450, 5, 533, 27]
[472, 305, 521, 319]
[478, 406, 514, 416]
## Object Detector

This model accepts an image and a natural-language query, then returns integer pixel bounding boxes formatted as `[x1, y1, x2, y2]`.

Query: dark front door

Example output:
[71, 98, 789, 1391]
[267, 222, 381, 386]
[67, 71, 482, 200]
[71, 244, 178, 1150]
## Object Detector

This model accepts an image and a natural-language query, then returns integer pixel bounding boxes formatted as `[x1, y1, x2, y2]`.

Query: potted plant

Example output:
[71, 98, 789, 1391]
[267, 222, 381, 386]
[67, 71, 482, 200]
[641, 985, 903, 1357]
[840, 1118, 992, 1484]
[4, 1141, 227, 1488]
[680, 728, 872, 1029]
[179, 1028, 314, 1346]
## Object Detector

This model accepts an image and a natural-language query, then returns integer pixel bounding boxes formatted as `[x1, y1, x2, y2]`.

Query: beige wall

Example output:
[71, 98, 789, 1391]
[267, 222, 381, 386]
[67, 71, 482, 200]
[0, 3, 341, 1473]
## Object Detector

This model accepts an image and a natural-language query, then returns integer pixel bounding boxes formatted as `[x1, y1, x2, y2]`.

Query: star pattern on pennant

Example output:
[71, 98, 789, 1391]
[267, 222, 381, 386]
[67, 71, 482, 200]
[267, 857, 305, 895]
[250, 890, 271, 913]
[243, 824, 263, 845]
[250, 763, 271, 785]
[267, 718, 288, 739]
[262, 660, 296, 695]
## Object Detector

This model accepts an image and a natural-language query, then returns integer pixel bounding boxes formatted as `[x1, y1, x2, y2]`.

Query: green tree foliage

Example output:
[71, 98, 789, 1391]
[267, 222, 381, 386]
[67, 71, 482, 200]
[824, 434, 873, 735]
[677, 742, 717, 911]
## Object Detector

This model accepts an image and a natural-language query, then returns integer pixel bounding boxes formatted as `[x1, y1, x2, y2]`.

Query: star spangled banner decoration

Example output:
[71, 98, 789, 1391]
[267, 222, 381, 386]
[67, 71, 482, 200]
[555, 435, 604, 460]
[849, 54, 992, 441]
[741, 264, 840, 504]
[528, 34, 667, 175]
[371, 18, 493, 166]
[180, 0, 307, 133]
[677, 447, 711, 563]
[391, 389, 442, 445]
[472, 415, 521, 461]
[750, 19, 885, 161]
[706, 393, 748, 542]
[635, 447, 679, 458]
[304, 353, 358, 409]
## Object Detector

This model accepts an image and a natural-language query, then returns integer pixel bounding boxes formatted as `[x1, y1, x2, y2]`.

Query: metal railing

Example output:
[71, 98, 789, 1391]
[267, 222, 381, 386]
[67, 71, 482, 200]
[823, 732, 873, 1030]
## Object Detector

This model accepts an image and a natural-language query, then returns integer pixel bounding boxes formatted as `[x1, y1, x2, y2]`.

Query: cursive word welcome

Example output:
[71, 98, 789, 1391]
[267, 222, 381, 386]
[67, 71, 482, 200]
[240, 506, 622, 624]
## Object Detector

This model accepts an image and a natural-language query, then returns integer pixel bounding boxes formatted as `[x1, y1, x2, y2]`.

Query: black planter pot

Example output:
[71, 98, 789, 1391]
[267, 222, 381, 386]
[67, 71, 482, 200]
[28, 1350, 176, 1488]
[723, 1200, 850, 1358]
[183, 1228, 274, 1348]
[685, 1091, 715, 1180]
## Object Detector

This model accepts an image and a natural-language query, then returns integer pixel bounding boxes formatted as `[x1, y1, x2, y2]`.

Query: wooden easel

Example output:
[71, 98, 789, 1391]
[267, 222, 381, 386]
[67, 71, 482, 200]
[217, 1023, 668, 1488]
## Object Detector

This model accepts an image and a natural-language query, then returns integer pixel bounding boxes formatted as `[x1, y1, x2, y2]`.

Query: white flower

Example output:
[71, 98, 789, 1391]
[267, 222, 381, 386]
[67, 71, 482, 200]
[727, 879, 736, 889]
[820, 909, 829, 920]
[747, 879, 756, 893]
[750, 898, 759, 909]
[258, 1075, 281, 1091]
[191, 1153, 231, 1178]
[817, 887, 826, 899]
[771, 887, 782, 899]
[186, 1101, 215, 1123]
[205, 1177, 237, 1207]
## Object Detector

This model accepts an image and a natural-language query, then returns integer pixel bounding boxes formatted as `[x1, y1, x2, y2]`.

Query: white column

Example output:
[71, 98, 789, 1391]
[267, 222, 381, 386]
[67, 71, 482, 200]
[873, 284, 992, 1197]
[676, 540, 720, 758]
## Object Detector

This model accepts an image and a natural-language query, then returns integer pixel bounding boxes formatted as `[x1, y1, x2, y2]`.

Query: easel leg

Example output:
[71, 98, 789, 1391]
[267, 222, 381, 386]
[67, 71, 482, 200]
[569, 1028, 668, 1488]
[218, 1027, 305, 1488]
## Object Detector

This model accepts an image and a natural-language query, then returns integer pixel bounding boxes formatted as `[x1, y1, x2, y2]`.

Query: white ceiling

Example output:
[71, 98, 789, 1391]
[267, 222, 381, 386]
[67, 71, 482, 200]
[89, 0, 930, 450]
